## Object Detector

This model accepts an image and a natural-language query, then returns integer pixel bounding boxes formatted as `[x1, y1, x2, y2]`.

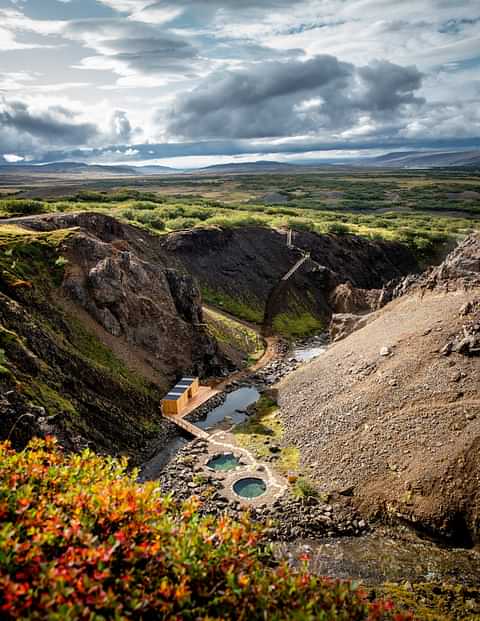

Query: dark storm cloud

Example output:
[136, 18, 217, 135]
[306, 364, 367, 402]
[177, 55, 351, 113]
[0, 99, 98, 146]
[357, 61, 425, 112]
[0, 98, 137, 156]
[167, 55, 425, 140]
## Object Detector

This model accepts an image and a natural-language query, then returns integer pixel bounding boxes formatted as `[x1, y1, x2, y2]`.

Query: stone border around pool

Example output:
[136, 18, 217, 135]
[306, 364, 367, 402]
[199, 430, 287, 508]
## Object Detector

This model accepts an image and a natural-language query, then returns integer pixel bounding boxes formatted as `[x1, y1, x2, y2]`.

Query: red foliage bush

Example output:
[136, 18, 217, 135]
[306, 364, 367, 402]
[0, 438, 413, 620]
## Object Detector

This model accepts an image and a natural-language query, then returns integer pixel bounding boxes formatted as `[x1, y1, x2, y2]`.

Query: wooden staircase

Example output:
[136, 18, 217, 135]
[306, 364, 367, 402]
[282, 252, 310, 281]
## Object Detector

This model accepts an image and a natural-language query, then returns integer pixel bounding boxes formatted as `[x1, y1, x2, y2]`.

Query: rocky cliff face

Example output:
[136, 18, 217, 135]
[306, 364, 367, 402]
[160, 226, 418, 335]
[276, 234, 480, 544]
[0, 213, 229, 458]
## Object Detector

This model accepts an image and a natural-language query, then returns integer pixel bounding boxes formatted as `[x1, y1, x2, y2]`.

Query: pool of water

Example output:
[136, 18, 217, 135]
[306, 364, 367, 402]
[207, 453, 241, 471]
[293, 337, 327, 363]
[196, 386, 260, 430]
[233, 477, 267, 499]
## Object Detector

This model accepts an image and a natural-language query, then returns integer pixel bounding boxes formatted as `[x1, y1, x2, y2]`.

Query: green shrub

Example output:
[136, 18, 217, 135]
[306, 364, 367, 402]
[325, 222, 350, 235]
[293, 477, 319, 500]
[0, 199, 46, 216]
[134, 210, 166, 230]
[121, 208, 136, 221]
[167, 216, 199, 230]
[285, 218, 316, 232]
[129, 201, 159, 210]
[0, 438, 412, 620]
[205, 214, 268, 228]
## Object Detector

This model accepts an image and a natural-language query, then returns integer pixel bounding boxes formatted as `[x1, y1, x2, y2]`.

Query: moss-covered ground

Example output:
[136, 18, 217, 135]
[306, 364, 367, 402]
[380, 582, 480, 621]
[272, 311, 324, 339]
[233, 396, 300, 474]
[201, 286, 264, 324]
[204, 306, 264, 366]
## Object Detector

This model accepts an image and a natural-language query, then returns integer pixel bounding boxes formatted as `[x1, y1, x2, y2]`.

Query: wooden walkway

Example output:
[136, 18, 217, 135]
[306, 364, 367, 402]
[164, 414, 209, 439]
[162, 386, 219, 440]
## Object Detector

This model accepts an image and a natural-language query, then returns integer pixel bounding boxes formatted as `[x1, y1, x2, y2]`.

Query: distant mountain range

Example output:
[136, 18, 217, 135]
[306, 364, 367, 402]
[0, 150, 479, 176]
[0, 162, 180, 176]
[360, 150, 480, 169]
[196, 160, 306, 173]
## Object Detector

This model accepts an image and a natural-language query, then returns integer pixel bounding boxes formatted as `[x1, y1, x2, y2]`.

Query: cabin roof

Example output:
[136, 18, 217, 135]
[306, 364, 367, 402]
[162, 377, 198, 402]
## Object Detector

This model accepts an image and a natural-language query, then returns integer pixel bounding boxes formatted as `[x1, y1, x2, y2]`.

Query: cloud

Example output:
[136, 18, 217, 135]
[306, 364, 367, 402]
[3, 153, 24, 163]
[65, 18, 202, 81]
[167, 55, 425, 140]
[0, 99, 98, 147]
[0, 97, 137, 156]
[93, 0, 153, 12]
[109, 110, 133, 141]
[1, 0, 478, 162]
[356, 60, 424, 112]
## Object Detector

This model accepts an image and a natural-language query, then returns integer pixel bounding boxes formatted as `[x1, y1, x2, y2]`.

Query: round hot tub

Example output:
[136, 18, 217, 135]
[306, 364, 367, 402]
[207, 453, 240, 472]
[233, 477, 267, 499]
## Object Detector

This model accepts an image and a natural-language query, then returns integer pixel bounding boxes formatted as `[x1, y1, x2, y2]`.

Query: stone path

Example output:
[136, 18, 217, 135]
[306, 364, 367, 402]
[207, 429, 287, 506]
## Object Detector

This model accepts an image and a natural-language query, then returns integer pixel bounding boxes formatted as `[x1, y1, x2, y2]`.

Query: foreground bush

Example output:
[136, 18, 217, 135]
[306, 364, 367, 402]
[0, 439, 412, 620]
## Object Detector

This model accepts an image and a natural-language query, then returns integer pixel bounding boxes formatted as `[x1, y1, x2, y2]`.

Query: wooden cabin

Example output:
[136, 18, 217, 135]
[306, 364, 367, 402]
[161, 377, 200, 416]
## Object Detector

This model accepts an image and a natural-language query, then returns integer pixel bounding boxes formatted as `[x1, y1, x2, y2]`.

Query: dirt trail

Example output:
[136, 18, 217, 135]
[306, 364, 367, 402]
[203, 304, 281, 389]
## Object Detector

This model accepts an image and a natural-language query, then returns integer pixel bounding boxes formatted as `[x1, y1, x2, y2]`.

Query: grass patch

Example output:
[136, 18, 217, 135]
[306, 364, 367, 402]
[292, 477, 319, 501]
[66, 316, 154, 396]
[0, 225, 74, 290]
[204, 307, 264, 364]
[272, 312, 324, 338]
[234, 396, 300, 474]
[0, 348, 9, 376]
[202, 287, 264, 324]
[23, 380, 77, 417]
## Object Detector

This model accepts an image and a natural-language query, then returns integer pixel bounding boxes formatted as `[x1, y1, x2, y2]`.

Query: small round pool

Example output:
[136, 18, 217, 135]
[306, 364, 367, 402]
[207, 453, 240, 472]
[233, 477, 267, 499]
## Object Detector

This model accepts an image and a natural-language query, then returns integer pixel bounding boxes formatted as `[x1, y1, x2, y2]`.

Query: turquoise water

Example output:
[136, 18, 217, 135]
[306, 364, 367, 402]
[233, 477, 267, 499]
[207, 454, 240, 471]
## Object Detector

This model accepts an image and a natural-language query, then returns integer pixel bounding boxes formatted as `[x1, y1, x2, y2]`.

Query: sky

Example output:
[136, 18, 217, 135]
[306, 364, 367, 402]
[0, 0, 479, 167]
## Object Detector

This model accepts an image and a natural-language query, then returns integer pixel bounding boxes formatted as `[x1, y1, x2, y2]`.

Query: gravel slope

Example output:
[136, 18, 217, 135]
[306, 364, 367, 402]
[277, 236, 480, 544]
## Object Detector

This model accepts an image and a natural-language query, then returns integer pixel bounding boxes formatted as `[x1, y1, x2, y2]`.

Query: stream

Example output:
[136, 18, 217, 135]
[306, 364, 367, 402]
[292, 336, 327, 362]
[278, 532, 480, 587]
